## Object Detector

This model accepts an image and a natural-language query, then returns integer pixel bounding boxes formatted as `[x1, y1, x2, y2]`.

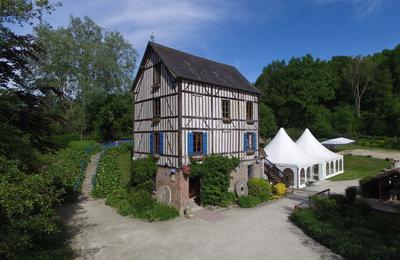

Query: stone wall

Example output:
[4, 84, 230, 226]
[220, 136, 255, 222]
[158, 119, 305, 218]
[156, 167, 189, 214]
[229, 159, 263, 192]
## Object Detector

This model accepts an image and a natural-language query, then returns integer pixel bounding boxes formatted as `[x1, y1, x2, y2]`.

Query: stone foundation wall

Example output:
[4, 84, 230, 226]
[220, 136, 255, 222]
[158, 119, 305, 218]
[156, 167, 189, 214]
[229, 160, 263, 192]
[155, 159, 263, 213]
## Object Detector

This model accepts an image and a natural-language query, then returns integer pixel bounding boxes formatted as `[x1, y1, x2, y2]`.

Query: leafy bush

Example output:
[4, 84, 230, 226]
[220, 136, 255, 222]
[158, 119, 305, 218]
[190, 155, 240, 206]
[359, 176, 380, 199]
[106, 189, 178, 221]
[311, 195, 337, 220]
[238, 195, 261, 208]
[345, 186, 358, 203]
[219, 192, 237, 207]
[273, 182, 287, 196]
[0, 156, 68, 259]
[248, 178, 272, 201]
[92, 148, 121, 197]
[329, 194, 348, 205]
[130, 156, 157, 192]
[354, 198, 372, 214]
[291, 201, 400, 260]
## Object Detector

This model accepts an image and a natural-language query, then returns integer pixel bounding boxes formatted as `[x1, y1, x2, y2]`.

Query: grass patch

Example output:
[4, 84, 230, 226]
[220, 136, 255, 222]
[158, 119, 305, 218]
[290, 197, 400, 260]
[116, 145, 131, 187]
[329, 155, 391, 181]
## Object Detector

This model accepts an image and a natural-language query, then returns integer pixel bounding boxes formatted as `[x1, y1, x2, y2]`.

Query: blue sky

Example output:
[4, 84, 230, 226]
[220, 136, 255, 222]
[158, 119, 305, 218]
[12, 0, 400, 82]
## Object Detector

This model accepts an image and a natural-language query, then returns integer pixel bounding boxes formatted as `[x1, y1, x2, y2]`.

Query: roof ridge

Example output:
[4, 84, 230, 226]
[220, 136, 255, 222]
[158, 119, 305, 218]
[149, 41, 236, 69]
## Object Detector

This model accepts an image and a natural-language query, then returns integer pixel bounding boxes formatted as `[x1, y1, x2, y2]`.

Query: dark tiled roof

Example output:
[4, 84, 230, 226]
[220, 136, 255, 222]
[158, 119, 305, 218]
[136, 42, 260, 94]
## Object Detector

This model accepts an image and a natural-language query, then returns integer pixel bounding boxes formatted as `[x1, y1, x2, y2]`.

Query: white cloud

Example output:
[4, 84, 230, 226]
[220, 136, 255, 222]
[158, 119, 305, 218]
[100, 0, 231, 51]
[314, 0, 384, 19]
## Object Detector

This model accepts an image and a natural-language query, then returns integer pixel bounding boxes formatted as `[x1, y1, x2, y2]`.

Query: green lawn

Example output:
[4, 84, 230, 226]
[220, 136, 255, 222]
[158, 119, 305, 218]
[116, 146, 131, 187]
[329, 155, 391, 181]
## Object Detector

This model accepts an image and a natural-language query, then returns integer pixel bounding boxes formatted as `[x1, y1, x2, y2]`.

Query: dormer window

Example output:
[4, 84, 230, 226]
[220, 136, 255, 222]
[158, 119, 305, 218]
[153, 63, 161, 86]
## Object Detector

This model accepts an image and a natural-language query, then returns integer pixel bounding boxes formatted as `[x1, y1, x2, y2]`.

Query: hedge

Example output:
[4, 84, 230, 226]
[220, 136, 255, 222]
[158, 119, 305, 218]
[0, 140, 95, 259]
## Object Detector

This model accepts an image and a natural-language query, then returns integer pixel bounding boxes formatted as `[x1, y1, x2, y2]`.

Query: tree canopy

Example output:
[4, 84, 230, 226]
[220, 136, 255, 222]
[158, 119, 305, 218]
[255, 46, 400, 138]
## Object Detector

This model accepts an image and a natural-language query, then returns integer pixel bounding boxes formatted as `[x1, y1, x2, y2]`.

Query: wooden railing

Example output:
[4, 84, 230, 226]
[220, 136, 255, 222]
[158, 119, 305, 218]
[264, 159, 292, 187]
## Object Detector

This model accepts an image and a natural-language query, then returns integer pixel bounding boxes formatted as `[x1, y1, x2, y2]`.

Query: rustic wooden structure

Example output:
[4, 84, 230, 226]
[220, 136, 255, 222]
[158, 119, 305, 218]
[374, 168, 400, 201]
[132, 42, 263, 212]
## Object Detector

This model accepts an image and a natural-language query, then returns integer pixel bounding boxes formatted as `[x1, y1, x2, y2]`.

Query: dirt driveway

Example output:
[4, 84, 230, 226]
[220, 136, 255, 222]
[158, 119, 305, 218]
[339, 148, 400, 160]
[60, 180, 356, 260]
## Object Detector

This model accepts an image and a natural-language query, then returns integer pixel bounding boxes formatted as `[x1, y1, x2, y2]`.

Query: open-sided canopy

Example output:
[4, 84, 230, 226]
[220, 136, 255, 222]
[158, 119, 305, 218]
[296, 129, 342, 161]
[264, 128, 318, 167]
[321, 137, 355, 146]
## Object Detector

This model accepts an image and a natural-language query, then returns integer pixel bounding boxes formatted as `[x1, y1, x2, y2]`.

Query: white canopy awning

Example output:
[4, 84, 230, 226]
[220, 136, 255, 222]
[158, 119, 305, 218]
[264, 128, 318, 168]
[296, 129, 342, 162]
[321, 137, 355, 146]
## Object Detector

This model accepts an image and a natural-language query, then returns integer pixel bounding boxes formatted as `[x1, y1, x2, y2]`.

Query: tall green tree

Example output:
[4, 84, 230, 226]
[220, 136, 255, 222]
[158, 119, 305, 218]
[32, 16, 137, 139]
[343, 56, 375, 118]
[0, 0, 61, 171]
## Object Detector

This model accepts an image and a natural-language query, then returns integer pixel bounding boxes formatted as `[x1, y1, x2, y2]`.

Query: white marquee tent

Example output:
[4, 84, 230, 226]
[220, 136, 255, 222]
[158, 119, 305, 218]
[264, 128, 318, 188]
[296, 129, 344, 180]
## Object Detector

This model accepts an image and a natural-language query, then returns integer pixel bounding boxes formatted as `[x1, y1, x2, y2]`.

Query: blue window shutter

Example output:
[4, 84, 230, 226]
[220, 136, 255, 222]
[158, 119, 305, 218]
[243, 133, 248, 151]
[188, 132, 194, 156]
[159, 132, 164, 155]
[150, 133, 154, 154]
[252, 133, 257, 151]
[202, 132, 207, 155]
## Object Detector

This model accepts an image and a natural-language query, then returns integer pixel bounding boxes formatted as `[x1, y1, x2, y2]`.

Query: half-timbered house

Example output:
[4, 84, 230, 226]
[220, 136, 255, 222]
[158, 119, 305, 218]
[132, 42, 262, 212]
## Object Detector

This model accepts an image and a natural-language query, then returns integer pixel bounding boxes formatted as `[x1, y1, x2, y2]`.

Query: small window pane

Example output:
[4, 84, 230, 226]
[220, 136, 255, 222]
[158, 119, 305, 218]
[153, 98, 161, 117]
[153, 64, 161, 85]
[222, 100, 230, 119]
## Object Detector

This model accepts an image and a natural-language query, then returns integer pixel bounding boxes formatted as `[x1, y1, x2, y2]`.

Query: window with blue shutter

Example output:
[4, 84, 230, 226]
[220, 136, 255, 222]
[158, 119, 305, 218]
[252, 133, 257, 151]
[159, 132, 164, 155]
[243, 133, 248, 151]
[202, 132, 207, 155]
[149, 133, 154, 154]
[188, 132, 194, 156]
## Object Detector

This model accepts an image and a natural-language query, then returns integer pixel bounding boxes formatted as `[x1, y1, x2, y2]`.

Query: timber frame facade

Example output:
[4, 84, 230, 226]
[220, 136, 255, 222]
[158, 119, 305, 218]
[132, 42, 263, 212]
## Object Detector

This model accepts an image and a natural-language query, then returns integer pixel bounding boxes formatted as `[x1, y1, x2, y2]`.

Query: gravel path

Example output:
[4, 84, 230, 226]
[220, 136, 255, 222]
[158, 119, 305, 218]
[60, 180, 357, 260]
[339, 149, 400, 160]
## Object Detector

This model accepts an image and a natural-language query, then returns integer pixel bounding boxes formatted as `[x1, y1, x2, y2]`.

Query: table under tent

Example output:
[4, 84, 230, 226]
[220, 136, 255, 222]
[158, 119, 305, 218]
[296, 129, 344, 180]
[264, 128, 318, 188]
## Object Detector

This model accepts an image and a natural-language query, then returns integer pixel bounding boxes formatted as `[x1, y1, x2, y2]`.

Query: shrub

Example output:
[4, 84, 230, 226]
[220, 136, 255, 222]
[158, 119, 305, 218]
[290, 201, 400, 259]
[329, 194, 348, 205]
[106, 190, 178, 221]
[354, 198, 372, 214]
[345, 186, 358, 203]
[130, 156, 157, 192]
[359, 177, 379, 199]
[248, 178, 272, 201]
[311, 195, 337, 220]
[219, 192, 237, 207]
[190, 155, 240, 206]
[238, 195, 261, 208]
[273, 182, 287, 196]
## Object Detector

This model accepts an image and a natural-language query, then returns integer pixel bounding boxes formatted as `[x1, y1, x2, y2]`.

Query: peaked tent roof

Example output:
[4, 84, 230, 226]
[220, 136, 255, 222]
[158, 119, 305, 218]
[296, 129, 342, 161]
[321, 137, 355, 145]
[264, 128, 318, 167]
[132, 42, 261, 94]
